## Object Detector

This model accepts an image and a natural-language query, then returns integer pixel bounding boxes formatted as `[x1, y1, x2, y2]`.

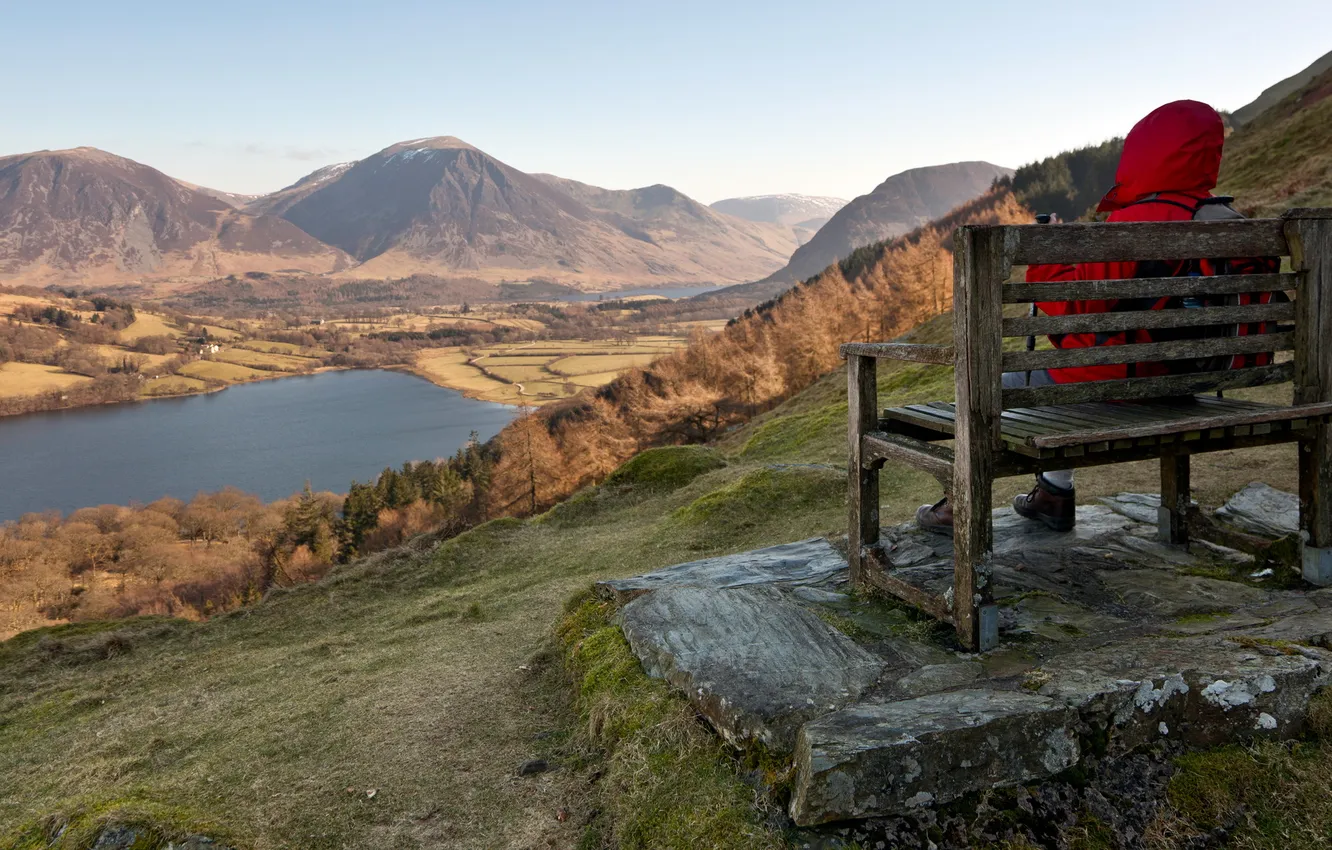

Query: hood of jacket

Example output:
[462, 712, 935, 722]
[1097, 100, 1224, 212]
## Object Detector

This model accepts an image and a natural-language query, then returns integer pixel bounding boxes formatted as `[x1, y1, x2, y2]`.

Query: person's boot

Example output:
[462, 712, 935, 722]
[915, 498, 954, 536]
[1013, 474, 1076, 532]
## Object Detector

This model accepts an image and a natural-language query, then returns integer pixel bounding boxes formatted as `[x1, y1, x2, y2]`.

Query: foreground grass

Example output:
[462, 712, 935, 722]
[0, 314, 1308, 848]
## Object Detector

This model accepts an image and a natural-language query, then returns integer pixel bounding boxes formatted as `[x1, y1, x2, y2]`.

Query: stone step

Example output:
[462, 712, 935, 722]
[788, 631, 1332, 825]
[620, 584, 884, 752]
[791, 689, 1080, 826]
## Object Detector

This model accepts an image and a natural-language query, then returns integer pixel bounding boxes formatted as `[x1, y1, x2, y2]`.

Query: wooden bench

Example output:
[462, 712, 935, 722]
[843, 209, 1332, 652]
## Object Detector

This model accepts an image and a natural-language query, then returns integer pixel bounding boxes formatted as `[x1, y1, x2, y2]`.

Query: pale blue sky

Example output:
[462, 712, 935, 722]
[4, 1, 1329, 203]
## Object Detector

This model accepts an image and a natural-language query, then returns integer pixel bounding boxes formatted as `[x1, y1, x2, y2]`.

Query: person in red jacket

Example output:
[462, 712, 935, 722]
[917, 99, 1260, 535]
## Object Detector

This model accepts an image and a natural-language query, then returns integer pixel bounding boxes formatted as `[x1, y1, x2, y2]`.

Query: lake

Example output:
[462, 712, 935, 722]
[552, 284, 726, 302]
[0, 370, 515, 521]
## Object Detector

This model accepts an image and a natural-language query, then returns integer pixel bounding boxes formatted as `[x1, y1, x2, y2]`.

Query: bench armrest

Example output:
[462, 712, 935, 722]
[840, 342, 954, 365]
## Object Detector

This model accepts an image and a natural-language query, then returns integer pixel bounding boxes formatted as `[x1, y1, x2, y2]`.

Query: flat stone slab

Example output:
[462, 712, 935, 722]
[620, 584, 885, 752]
[791, 690, 1080, 825]
[607, 487, 1332, 827]
[598, 537, 846, 603]
[1217, 481, 1301, 539]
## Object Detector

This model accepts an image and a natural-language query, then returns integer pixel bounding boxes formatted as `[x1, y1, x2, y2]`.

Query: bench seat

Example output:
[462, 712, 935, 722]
[883, 396, 1332, 460]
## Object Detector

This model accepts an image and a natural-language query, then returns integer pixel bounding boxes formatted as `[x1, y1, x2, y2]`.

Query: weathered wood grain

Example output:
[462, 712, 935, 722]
[1160, 453, 1191, 545]
[847, 355, 879, 587]
[861, 431, 954, 493]
[951, 226, 1007, 650]
[1002, 332, 1294, 372]
[1002, 272, 1295, 303]
[862, 550, 955, 623]
[839, 342, 956, 364]
[1010, 219, 1287, 265]
[1002, 363, 1292, 408]
[1287, 216, 1332, 549]
[1002, 302, 1294, 337]
[1030, 401, 1332, 448]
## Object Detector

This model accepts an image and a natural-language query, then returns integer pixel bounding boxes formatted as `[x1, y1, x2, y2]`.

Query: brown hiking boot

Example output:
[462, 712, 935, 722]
[915, 498, 954, 536]
[1013, 475, 1076, 532]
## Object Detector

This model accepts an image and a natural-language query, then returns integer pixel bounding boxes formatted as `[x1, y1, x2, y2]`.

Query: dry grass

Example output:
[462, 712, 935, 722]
[118, 313, 181, 342]
[0, 363, 93, 397]
[548, 352, 662, 376]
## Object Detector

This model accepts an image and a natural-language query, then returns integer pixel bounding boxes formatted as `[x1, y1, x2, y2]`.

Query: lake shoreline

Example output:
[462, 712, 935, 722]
[0, 369, 517, 521]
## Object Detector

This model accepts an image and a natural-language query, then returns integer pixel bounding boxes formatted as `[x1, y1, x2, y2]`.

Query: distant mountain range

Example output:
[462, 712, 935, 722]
[708, 194, 848, 245]
[0, 138, 803, 291]
[710, 161, 1012, 302]
[0, 137, 1007, 295]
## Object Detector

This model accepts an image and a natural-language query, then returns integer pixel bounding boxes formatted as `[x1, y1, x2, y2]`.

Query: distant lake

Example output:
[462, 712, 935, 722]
[553, 284, 726, 302]
[0, 370, 514, 521]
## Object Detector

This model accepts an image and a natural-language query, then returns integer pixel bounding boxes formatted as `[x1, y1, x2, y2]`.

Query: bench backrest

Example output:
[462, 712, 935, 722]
[952, 210, 1332, 417]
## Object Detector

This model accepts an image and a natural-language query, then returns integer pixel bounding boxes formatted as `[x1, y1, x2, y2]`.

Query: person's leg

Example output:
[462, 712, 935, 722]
[916, 370, 1077, 534]
[1002, 370, 1076, 530]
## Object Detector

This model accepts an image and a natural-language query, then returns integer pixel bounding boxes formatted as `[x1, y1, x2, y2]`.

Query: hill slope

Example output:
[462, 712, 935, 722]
[731, 161, 1013, 300]
[1218, 64, 1332, 216]
[0, 147, 352, 286]
[273, 137, 795, 290]
[1231, 49, 1332, 126]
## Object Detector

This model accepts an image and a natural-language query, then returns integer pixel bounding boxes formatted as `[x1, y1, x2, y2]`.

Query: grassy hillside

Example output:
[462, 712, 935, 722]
[0, 306, 1308, 849]
[1218, 64, 1332, 216]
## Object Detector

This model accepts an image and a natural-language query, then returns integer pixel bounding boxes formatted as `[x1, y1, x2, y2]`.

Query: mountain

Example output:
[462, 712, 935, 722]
[0, 147, 352, 286]
[271, 137, 796, 289]
[174, 180, 262, 209]
[709, 194, 848, 245]
[733, 161, 1013, 299]
[1219, 62, 1332, 216]
[245, 162, 355, 218]
[1231, 49, 1332, 126]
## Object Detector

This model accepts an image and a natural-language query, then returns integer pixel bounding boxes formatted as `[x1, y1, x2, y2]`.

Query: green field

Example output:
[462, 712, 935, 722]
[179, 360, 267, 382]
[215, 349, 318, 372]
[141, 375, 208, 396]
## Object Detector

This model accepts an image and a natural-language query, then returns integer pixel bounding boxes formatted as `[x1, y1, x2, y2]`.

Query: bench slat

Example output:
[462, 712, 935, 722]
[1007, 219, 1288, 265]
[861, 432, 954, 481]
[1002, 272, 1296, 303]
[1001, 363, 1292, 407]
[1001, 331, 1295, 371]
[1029, 401, 1332, 448]
[1002, 301, 1294, 337]
[839, 342, 955, 364]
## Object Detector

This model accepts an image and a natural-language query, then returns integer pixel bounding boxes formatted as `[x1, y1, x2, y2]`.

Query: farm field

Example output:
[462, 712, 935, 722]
[179, 360, 267, 382]
[0, 363, 94, 397]
[214, 348, 319, 373]
[118, 313, 180, 341]
[413, 336, 687, 405]
[142, 375, 209, 396]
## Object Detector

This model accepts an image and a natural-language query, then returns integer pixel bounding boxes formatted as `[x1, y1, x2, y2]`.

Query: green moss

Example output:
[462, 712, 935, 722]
[0, 798, 232, 850]
[604, 446, 728, 491]
[553, 596, 786, 849]
[671, 467, 842, 533]
[1067, 812, 1116, 850]
[738, 403, 847, 462]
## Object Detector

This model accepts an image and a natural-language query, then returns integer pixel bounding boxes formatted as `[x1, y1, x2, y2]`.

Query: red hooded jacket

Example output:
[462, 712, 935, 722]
[1028, 100, 1260, 383]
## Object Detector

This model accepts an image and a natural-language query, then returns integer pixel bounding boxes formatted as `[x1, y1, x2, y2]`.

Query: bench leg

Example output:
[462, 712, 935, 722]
[1159, 453, 1191, 546]
[1300, 429, 1332, 585]
[848, 355, 879, 587]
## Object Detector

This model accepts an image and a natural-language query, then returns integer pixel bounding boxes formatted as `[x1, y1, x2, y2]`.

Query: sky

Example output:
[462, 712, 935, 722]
[4, 1, 1330, 204]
